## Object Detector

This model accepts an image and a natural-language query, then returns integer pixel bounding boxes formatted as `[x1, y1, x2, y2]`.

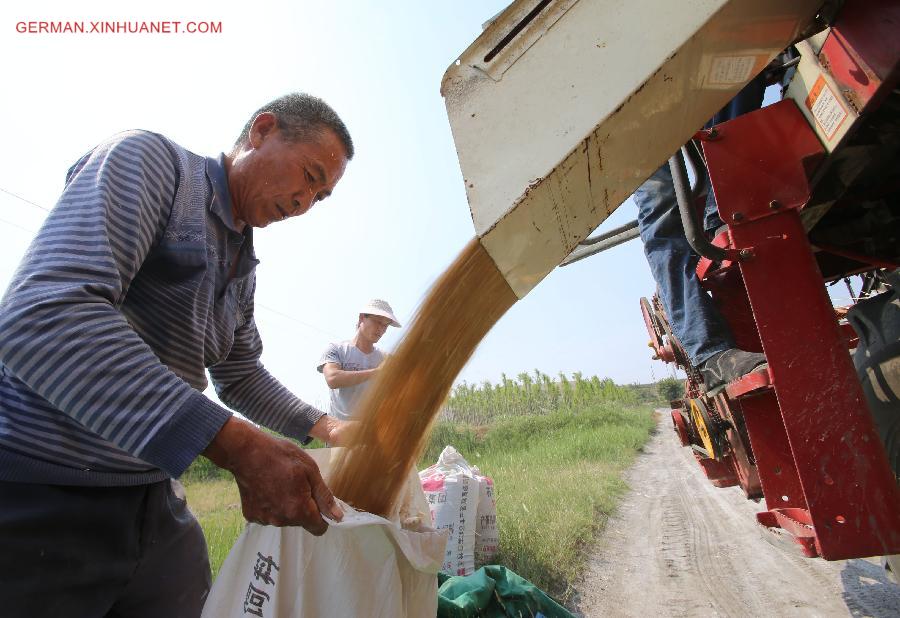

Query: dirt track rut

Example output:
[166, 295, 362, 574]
[576, 414, 900, 617]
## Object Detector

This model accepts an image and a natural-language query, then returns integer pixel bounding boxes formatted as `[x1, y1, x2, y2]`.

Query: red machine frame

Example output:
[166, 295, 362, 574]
[646, 1, 900, 560]
[702, 99, 898, 559]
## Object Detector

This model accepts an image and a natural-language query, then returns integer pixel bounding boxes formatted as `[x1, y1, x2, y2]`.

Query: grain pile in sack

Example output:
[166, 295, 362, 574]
[201, 448, 448, 618]
[419, 446, 499, 576]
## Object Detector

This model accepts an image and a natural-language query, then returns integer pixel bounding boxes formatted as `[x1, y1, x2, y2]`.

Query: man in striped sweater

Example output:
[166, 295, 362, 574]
[0, 93, 354, 616]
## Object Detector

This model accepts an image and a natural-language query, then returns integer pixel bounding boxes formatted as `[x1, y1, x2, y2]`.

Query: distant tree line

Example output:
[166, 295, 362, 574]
[441, 370, 643, 425]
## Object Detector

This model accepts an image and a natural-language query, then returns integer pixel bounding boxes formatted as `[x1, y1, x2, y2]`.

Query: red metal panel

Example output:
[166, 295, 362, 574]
[820, 0, 900, 112]
[701, 99, 824, 222]
[671, 409, 691, 447]
[724, 371, 771, 399]
[739, 393, 808, 516]
[696, 456, 739, 487]
[704, 268, 762, 355]
[734, 211, 900, 559]
[703, 101, 900, 559]
[756, 512, 818, 557]
[713, 397, 763, 499]
[814, 242, 900, 270]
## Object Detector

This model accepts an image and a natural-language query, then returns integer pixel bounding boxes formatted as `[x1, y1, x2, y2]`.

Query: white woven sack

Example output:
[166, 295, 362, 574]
[419, 445, 480, 576]
[472, 468, 499, 567]
[201, 448, 447, 618]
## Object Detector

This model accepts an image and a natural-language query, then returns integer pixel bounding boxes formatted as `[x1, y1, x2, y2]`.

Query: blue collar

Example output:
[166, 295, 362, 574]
[206, 154, 242, 234]
[206, 154, 258, 277]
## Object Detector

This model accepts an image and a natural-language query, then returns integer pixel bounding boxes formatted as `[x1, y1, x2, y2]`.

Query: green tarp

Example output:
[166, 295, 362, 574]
[437, 565, 575, 618]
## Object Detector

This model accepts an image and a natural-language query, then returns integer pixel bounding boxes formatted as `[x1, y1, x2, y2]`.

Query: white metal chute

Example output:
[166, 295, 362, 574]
[442, 0, 823, 298]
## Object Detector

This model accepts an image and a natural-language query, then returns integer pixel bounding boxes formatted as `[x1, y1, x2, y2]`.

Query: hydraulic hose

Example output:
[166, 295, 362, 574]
[669, 149, 726, 262]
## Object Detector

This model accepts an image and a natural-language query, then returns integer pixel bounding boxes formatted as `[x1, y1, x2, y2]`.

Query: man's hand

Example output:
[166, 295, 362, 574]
[202, 417, 343, 534]
[309, 414, 358, 446]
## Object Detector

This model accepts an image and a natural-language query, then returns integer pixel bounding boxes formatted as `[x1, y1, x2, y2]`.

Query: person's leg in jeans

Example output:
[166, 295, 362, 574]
[635, 165, 767, 392]
[634, 75, 770, 392]
[635, 165, 735, 366]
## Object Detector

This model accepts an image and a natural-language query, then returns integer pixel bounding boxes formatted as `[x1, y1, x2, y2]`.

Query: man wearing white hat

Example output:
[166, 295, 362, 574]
[317, 299, 401, 421]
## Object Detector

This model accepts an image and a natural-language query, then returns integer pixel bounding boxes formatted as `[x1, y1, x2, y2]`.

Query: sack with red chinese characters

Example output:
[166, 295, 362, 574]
[418, 446, 499, 575]
[471, 466, 499, 567]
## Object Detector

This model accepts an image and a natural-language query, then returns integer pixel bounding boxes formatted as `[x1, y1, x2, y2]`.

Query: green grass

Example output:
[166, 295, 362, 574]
[183, 374, 661, 602]
[432, 404, 655, 601]
[184, 478, 244, 578]
[184, 403, 654, 600]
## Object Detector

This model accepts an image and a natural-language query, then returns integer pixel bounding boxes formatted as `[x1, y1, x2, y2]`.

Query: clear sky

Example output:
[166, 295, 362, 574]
[0, 0, 674, 411]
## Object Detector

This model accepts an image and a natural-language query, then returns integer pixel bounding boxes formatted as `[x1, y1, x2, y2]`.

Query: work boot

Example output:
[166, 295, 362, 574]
[699, 348, 768, 395]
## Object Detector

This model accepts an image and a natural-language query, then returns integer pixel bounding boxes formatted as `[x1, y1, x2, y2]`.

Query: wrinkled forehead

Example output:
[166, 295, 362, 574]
[304, 139, 348, 187]
[303, 128, 348, 161]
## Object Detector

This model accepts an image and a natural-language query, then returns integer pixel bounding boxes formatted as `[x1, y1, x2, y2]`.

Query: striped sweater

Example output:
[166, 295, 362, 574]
[0, 130, 324, 485]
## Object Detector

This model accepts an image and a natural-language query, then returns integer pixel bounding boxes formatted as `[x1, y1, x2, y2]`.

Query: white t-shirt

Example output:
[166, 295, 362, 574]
[317, 341, 384, 421]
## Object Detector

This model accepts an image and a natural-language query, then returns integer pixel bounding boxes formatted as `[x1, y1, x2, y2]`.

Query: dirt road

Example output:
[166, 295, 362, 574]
[576, 414, 900, 617]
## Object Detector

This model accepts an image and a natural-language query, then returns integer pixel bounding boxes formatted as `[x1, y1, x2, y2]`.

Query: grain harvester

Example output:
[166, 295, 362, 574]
[441, 0, 900, 562]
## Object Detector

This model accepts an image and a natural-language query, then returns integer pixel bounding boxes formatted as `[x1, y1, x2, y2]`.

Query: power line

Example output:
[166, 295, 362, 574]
[0, 185, 49, 234]
[0, 187, 341, 341]
[0, 216, 36, 235]
[255, 303, 340, 339]
[0, 186, 51, 212]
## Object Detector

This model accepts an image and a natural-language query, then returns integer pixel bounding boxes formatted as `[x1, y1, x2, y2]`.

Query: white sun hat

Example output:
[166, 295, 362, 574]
[360, 299, 401, 328]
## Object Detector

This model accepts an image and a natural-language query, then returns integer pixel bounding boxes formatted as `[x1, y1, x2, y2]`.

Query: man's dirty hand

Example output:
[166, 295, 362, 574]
[202, 417, 343, 533]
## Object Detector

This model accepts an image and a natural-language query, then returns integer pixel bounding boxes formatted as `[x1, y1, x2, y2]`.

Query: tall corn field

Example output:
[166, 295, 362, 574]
[441, 370, 638, 425]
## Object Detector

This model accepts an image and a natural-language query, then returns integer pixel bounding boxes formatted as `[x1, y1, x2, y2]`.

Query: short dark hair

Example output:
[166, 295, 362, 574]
[233, 93, 354, 159]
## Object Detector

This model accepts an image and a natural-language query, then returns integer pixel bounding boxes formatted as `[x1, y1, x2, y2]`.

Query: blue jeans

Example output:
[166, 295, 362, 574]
[634, 165, 733, 365]
[633, 75, 766, 366]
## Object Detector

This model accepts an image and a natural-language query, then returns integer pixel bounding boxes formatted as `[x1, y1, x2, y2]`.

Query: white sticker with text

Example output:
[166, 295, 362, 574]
[806, 75, 849, 141]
